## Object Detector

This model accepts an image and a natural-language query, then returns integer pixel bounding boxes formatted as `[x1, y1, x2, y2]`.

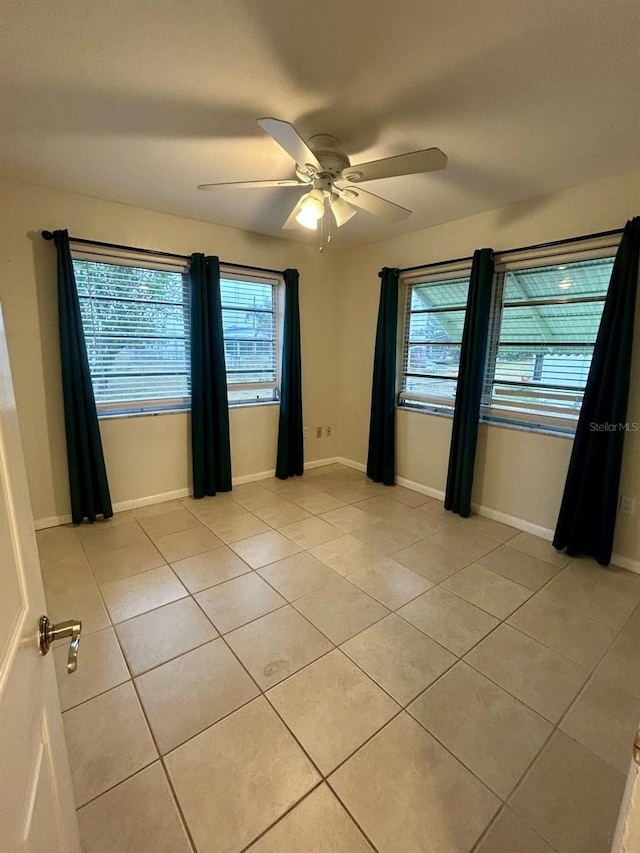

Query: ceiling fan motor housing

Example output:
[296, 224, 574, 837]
[299, 134, 352, 180]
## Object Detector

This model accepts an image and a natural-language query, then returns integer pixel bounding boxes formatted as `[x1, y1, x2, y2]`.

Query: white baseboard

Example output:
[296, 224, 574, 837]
[34, 455, 640, 574]
[470, 504, 555, 542]
[333, 456, 366, 473]
[34, 514, 73, 530]
[397, 476, 445, 502]
[232, 469, 275, 485]
[232, 457, 343, 484]
[337, 460, 640, 575]
[33, 486, 193, 529]
[305, 457, 343, 470]
[112, 487, 192, 514]
[33, 457, 343, 530]
[610, 553, 640, 574]
[467, 498, 639, 573]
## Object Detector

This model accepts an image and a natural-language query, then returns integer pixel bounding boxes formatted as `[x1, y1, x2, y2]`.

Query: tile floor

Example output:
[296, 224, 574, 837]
[37, 463, 640, 853]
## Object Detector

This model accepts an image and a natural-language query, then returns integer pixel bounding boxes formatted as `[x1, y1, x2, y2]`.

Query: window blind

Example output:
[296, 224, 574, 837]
[73, 257, 190, 415]
[399, 270, 471, 412]
[220, 273, 279, 404]
[482, 254, 616, 431]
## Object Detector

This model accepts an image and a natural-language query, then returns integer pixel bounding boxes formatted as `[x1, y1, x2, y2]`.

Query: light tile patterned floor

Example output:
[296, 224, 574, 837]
[37, 463, 640, 853]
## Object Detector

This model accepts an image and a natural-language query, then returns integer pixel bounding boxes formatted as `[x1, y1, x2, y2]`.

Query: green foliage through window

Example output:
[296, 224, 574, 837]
[73, 258, 281, 415]
[73, 259, 190, 414]
[220, 277, 279, 404]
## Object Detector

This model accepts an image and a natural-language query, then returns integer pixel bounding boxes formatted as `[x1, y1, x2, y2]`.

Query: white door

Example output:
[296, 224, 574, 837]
[612, 743, 640, 853]
[0, 305, 80, 853]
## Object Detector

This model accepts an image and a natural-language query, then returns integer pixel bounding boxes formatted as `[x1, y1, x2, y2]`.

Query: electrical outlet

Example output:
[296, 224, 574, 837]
[326, 425, 332, 437]
[316, 426, 322, 438]
[620, 495, 635, 515]
[303, 426, 308, 438]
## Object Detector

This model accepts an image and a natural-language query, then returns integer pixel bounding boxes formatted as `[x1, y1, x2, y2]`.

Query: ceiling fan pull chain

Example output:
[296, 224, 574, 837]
[319, 209, 324, 252]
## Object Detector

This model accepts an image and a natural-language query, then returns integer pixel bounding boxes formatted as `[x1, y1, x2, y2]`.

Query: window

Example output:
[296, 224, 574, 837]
[73, 252, 190, 416]
[396, 235, 618, 435]
[399, 268, 470, 412]
[220, 272, 280, 404]
[73, 248, 282, 416]
[482, 253, 615, 432]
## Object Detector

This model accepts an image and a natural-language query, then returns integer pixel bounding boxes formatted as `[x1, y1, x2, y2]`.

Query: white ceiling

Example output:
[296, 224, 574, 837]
[1, 0, 639, 245]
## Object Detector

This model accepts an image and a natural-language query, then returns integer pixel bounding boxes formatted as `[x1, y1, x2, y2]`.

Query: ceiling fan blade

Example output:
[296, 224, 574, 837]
[258, 118, 322, 172]
[341, 148, 447, 183]
[282, 194, 309, 230]
[335, 185, 411, 221]
[197, 179, 305, 191]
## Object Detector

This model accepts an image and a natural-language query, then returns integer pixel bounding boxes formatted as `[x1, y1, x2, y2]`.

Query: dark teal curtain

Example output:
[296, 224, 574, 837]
[366, 267, 399, 485]
[54, 229, 112, 524]
[445, 248, 494, 517]
[554, 217, 640, 565]
[189, 253, 232, 497]
[276, 268, 304, 478]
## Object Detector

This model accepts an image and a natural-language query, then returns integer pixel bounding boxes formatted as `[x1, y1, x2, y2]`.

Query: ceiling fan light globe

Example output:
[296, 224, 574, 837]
[295, 190, 324, 229]
[295, 208, 319, 229]
[330, 195, 357, 227]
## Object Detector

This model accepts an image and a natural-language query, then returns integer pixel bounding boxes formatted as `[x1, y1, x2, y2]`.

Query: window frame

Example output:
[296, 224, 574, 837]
[395, 234, 620, 436]
[71, 246, 284, 418]
[72, 246, 192, 418]
[219, 265, 283, 407]
[481, 240, 619, 435]
[397, 261, 472, 416]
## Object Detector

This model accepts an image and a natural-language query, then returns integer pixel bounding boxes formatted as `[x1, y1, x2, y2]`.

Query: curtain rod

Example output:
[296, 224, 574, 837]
[40, 231, 284, 277]
[399, 226, 624, 274]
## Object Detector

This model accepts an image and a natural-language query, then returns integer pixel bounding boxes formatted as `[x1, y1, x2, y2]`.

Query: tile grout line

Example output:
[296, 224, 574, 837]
[41, 466, 638, 851]
[463, 562, 629, 849]
[76, 535, 200, 851]
[469, 798, 564, 853]
[74, 520, 219, 849]
[181, 575, 436, 853]
[50, 494, 630, 722]
[383, 537, 632, 815]
[60, 489, 628, 732]
[201, 556, 507, 838]
[64, 512, 402, 709]
[232, 780, 331, 853]
[207, 536, 405, 853]
[113, 603, 199, 853]
[186, 594, 342, 789]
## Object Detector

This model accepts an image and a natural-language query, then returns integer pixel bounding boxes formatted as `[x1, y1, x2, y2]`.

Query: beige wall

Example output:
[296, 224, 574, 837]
[336, 169, 640, 565]
[1, 169, 638, 565]
[0, 176, 340, 524]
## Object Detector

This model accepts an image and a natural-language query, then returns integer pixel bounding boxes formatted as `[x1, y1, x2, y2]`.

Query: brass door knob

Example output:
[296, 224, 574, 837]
[38, 615, 82, 673]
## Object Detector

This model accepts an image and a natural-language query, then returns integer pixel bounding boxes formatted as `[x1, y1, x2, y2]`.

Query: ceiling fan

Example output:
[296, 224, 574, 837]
[197, 118, 447, 232]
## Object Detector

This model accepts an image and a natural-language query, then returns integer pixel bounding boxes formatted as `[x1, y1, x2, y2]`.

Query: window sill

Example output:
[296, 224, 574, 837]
[229, 400, 280, 411]
[397, 404, 453, 420]
[98, 408, 189, 421]
[479, 417, 575, 440]
[98, 400, 281, 421]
